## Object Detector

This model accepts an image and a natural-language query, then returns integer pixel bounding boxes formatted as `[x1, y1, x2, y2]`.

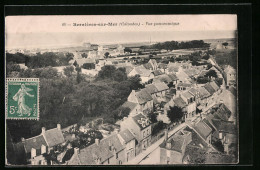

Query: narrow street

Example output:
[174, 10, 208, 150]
[124, 123, 187, 165]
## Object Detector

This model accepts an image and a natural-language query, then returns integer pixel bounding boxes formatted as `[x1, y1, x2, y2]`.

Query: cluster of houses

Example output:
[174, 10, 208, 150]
[159, 102, 237, 164]
[11, 51, 237, 165]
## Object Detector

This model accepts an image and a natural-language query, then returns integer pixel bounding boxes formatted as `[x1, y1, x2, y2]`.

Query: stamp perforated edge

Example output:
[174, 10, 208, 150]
[5, 78, 40, 120]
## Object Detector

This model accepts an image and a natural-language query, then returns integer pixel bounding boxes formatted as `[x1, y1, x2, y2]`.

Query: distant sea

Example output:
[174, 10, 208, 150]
[6, 30, 236, 49]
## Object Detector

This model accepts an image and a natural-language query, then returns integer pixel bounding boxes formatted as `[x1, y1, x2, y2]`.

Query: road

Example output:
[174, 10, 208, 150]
[124, 123, 187, 165]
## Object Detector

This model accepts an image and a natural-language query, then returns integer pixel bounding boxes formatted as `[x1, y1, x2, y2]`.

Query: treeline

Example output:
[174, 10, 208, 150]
[7, 65, 143, 143]
[6, 52, 74, 68]
[149, 40, 210, 51]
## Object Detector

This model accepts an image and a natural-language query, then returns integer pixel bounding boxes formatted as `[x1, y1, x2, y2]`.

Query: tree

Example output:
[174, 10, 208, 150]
[205, 69, 218, 78]
[73, 60, 78, 67]
[63, 66, 74, 77]
[147, 112, 158, 123]
[124, 47, 132, 53]
[104, 52, 110, 58]
[222, 42, 229, 47]
[167, 106, 184, 123]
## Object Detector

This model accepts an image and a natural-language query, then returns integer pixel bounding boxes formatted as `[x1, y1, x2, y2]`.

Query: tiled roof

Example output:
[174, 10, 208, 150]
[132, 113, 151, 130]
[135, 66, 152, 77]
[214, 104, 232, 121]
[198, 86, 211, 99]
[173, 97, 187, 108]
[181, 91, 194, 100]
[211, 119, 236, 134]
[143, 63, 153, 70]
[194, 120, 212, 140]
[78, 134, 124, 164]
[188, 88, 199, 96]
[154, 75, 172, 84]
[135, 89, 153, 104]
[167, 73, 179, 81]
[153, 70, 163, 76]
[44, 128, 65, 147]
[124, 66, 134, 74]
[24, 135, 47, 154]
[121, 101, 138, 111]
[153, 82, 169, 92]
[209, 81, 219, 91]
[119, 129, 135, 143]
[158, 63, 167, 69]
[203, 83, 215, 95]
[145, 84, 158, 94]
[160, 130, 191, 153]
[202, 117, 216, 133]
[168, 66, 179, 73]
[177, 82, 191, 88]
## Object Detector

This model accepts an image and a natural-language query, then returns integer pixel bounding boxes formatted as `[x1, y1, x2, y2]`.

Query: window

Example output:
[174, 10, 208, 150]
[116, 153, 118, 159]
[143, 131, 146, 137]
[147, 129, 149, 135]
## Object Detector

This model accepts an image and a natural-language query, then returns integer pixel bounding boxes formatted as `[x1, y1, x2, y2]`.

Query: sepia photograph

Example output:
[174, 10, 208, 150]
[5, 14, 238, 166]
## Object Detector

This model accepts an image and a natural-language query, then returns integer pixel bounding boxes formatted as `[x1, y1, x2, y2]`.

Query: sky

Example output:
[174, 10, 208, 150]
[5, 15, 237, 49]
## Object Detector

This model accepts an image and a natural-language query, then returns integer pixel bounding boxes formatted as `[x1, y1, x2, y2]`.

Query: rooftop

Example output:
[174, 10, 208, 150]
[173, 97, 187, 108]
[132, 113, 151, 130]
[121, 101, 138, 111]
[119, 129, 135, 143]
[193, 120, 212, 140]
[135, 89, 153, 104]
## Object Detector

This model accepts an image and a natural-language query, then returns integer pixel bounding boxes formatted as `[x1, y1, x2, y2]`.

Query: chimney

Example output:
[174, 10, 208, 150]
[164, 129, 168, 142]
[57, 124, 61, 130]
[74, 147, 79, 154]
[166, 141, 172, 149]
[21, 137, 25, 143]
[42, 127, 46, 134]
[95, 138, 100, 145]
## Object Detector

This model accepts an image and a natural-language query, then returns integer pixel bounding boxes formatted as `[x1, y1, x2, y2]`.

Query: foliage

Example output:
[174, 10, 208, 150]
[196, 76, 210, 84]
[214, 50, 237, 68]
[185, 146, 207, 164]
[150, 40, 210, 51]
[215, 78, 223, 86]
[222, 42, 228, 47]
[81, 53, 88, 58]
[212, 139, 224, 153]
[167, 106, 184, 123]
[147, 112, 158, 124]
[151, 121, 166, 136]
[22, 52, 74, 68]
[71, 130, 103, 149]
[63, 66, 74, 77]
[124, 47, 132, 53]
[82, 63, 95, 70]
[104, 52, 110, 58]
[6, 53, 26, 63]
[204, 69, 218, 78]
[6, 62, 21, 77]
[96, 65, 127, 82]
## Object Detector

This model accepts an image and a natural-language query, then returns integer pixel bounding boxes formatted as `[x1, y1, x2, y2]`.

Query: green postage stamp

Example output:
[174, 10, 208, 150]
[6, 78, 40, 120]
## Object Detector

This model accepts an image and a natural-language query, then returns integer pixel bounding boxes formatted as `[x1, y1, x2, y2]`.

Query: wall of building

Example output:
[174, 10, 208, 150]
[160, 148, 183, 164]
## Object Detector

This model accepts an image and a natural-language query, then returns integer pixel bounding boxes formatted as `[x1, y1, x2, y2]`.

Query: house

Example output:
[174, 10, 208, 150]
[153, 70, 164, 77]
[188, 88, 200, 105]
[176, 82, 192, 91]
[127, 89, 153, 115]
[160, 128, 192, 164]
[158, 63, 168, 73]
[21, 124, 65, 165]
[153, 82, 169, 100]
[68, 133, 125, 165]
[128, 66, 154, 84]
[224, 65, 236, 86]
[197, 86, 211, 108]
[176, 67, 191, 83]
[120, 113, 152, 155]
[118, 129, 136, 162]
[167, 73, 179, 88]
[192, 120, 212, 145]
[203, 83, 217, 106]
[148, 59, 158, 70]
[144, 84, 160, 105]
[121, 101, 141, 117]
[180, 91, 197, 119]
